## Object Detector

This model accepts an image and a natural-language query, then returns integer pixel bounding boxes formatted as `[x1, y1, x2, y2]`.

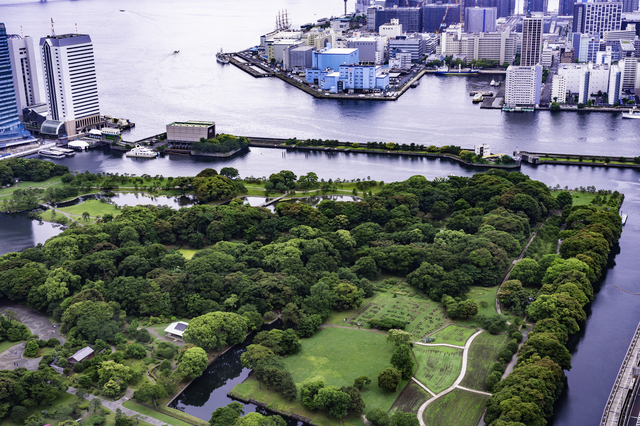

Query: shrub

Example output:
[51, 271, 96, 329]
[23, 340, 39, 357]
[491, 362, 505, 374]
[367, 408, 390, 426]
[136, 328, 151, 343]
[486, 370, 502, 392]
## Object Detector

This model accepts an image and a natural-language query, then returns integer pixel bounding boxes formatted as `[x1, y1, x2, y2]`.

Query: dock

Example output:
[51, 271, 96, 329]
[228, 53, 274, 78]
[601, 321, 640, 426]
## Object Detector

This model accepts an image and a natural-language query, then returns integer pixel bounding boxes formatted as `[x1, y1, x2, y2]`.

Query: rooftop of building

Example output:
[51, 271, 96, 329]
[319, 48, 359, 55]
[291, 45, 316, 51]
[168, 120, 215, 128]
[40, 33, 92, 47]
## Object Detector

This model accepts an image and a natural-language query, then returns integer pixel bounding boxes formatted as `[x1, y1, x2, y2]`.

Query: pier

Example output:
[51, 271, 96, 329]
[601, 321, 640, 426]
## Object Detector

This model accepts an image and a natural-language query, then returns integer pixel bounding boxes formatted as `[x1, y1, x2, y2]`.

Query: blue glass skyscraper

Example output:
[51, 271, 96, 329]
[0, 23, 34, 149]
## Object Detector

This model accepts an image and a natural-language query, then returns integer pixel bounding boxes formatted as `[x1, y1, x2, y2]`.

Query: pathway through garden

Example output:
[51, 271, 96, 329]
[415, 330, 486, 426]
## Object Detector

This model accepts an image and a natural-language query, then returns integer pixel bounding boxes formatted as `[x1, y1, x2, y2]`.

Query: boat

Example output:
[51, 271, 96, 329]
[216, 48, 230, 64]
[433, 64, 480, 76]
[50, 147, 75, 157]
[621, 212, 628, 225]
[119, 9, 125, 12]
[410, 80, 420, 88]
[490, 79, 501, 87]
[173, 50, 180, 54]
[472, 93, 484, 103]
[622, 107, 640, 119]
[469, 91, 477, 96]
[125, 145, 158, 159]
[38, 149, 66, 159]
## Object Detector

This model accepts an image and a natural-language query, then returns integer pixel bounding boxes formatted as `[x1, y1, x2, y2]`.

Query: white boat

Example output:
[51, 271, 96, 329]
[39, 149, 65, 159]
[125, 145, 157, 159]
[472, 93, 484, 103]
[621, 212, 628, 225]
[50, 147, 75, 157]
[216, 49, 230, 64]
[490, 79, 497, 86]
[622, 108, 640, 119]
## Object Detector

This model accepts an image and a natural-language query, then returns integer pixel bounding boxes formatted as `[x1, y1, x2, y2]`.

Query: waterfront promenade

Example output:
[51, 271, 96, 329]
[601, 320, 640, 426]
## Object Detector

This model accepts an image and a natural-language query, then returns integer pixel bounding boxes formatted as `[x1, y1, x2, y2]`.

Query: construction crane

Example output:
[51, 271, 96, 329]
[435, 0, 459, 34]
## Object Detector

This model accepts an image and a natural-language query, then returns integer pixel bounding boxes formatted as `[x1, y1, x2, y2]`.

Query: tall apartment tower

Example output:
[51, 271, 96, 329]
[0, 24, 36, 148]
[521, 14, 543, 66]
[7, 35, 43, 120]
[40, 33, 101, 136]
[573, 1, 622, 37]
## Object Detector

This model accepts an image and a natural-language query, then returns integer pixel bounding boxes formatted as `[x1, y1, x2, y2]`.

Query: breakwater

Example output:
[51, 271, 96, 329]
[245, 137, 520, 169]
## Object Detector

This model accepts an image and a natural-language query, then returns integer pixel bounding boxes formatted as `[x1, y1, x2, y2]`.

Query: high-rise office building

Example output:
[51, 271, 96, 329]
[525, 0, 548, 13]
[465, 7, 497, 32]
[0, 23, 36, 149]
[521, 14, 543, 66]
[558, 0, 576, 16]
[7, 35, 43, 120]
[463, 0, 513, 19]
[369, 7, 423, 32]
[40, 33, 101, 136]
[573, 1, 622, 37]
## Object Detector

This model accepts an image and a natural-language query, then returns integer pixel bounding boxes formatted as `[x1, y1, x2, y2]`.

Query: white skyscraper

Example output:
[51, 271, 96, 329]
[40, 33, 100, 136]
[7, 35, 43, 120]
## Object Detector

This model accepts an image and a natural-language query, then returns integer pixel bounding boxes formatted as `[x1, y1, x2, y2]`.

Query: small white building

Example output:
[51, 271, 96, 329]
[475, 143, 490, 157]
[164, 321, 188, 339]
[551, 74, 567, 103]
[379, 19, 403, 39]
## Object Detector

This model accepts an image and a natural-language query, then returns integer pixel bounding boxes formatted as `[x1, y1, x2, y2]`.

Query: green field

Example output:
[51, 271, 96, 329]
[460, 332, 509, 392]
[58, 199, 121, 217]
[422, 389, 489, 426]
[232, 327, 408, 426]
[284, 327, 405, 412]
[429, 325, 476, 346]
[413, 346, 462, 393]
[389, 381, 430, 415]
[347, 281, 447, 341]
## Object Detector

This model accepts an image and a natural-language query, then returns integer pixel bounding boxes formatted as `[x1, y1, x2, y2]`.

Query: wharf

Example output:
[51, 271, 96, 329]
[228, 53, 274, 78]
[601, 320, 640, 426]
[480, 86, 505, 109]
[0, 142, 56, 160]
[518, 150, 640, 169]
[227, 50, 425, 101]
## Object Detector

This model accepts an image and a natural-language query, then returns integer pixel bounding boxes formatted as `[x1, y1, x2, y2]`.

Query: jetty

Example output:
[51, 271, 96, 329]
[601, 320, 640, 426]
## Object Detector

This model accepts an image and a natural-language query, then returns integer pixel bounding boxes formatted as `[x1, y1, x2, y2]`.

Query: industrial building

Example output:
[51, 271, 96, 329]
[166, 121, 216, 150]
[316, 65, 389, 93]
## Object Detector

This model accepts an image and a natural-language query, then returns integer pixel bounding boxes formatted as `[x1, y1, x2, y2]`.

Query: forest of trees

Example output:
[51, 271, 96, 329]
[191, 135, 250, 154]
[0, 161, 625, 426]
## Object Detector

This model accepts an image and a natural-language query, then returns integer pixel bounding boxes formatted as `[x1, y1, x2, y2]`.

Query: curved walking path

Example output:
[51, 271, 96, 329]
[416, 330, 485, 426]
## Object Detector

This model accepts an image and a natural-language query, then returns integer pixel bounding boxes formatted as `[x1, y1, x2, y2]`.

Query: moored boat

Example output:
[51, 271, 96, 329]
[622, 107, 640, 119]
[125, 145, 158, 159]
[216, 48, 230, 64]
[38, 149, 66, 159]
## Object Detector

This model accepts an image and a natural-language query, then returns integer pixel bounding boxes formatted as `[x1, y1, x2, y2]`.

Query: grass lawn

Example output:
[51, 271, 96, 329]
[454, 286, 498, 328]
[413, 346, 462, 394]
[40, 209, 78, 225]
[285, 327, 405, 413]
[324, 298, 374, 326]
[0, 339, 24, 355]
[57, 199, 121, 218]
[232, 327, 407, 426]
[389, 381, 430, 415]
[422, 389, 489, 426]
[347, 281, 447, 341]
[0, 176, 63, 197]
[460, 332, 509, 392]
[122, 401, 195, 426]
[429, 325, 476, 346]
[0, 391, 79, 426]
